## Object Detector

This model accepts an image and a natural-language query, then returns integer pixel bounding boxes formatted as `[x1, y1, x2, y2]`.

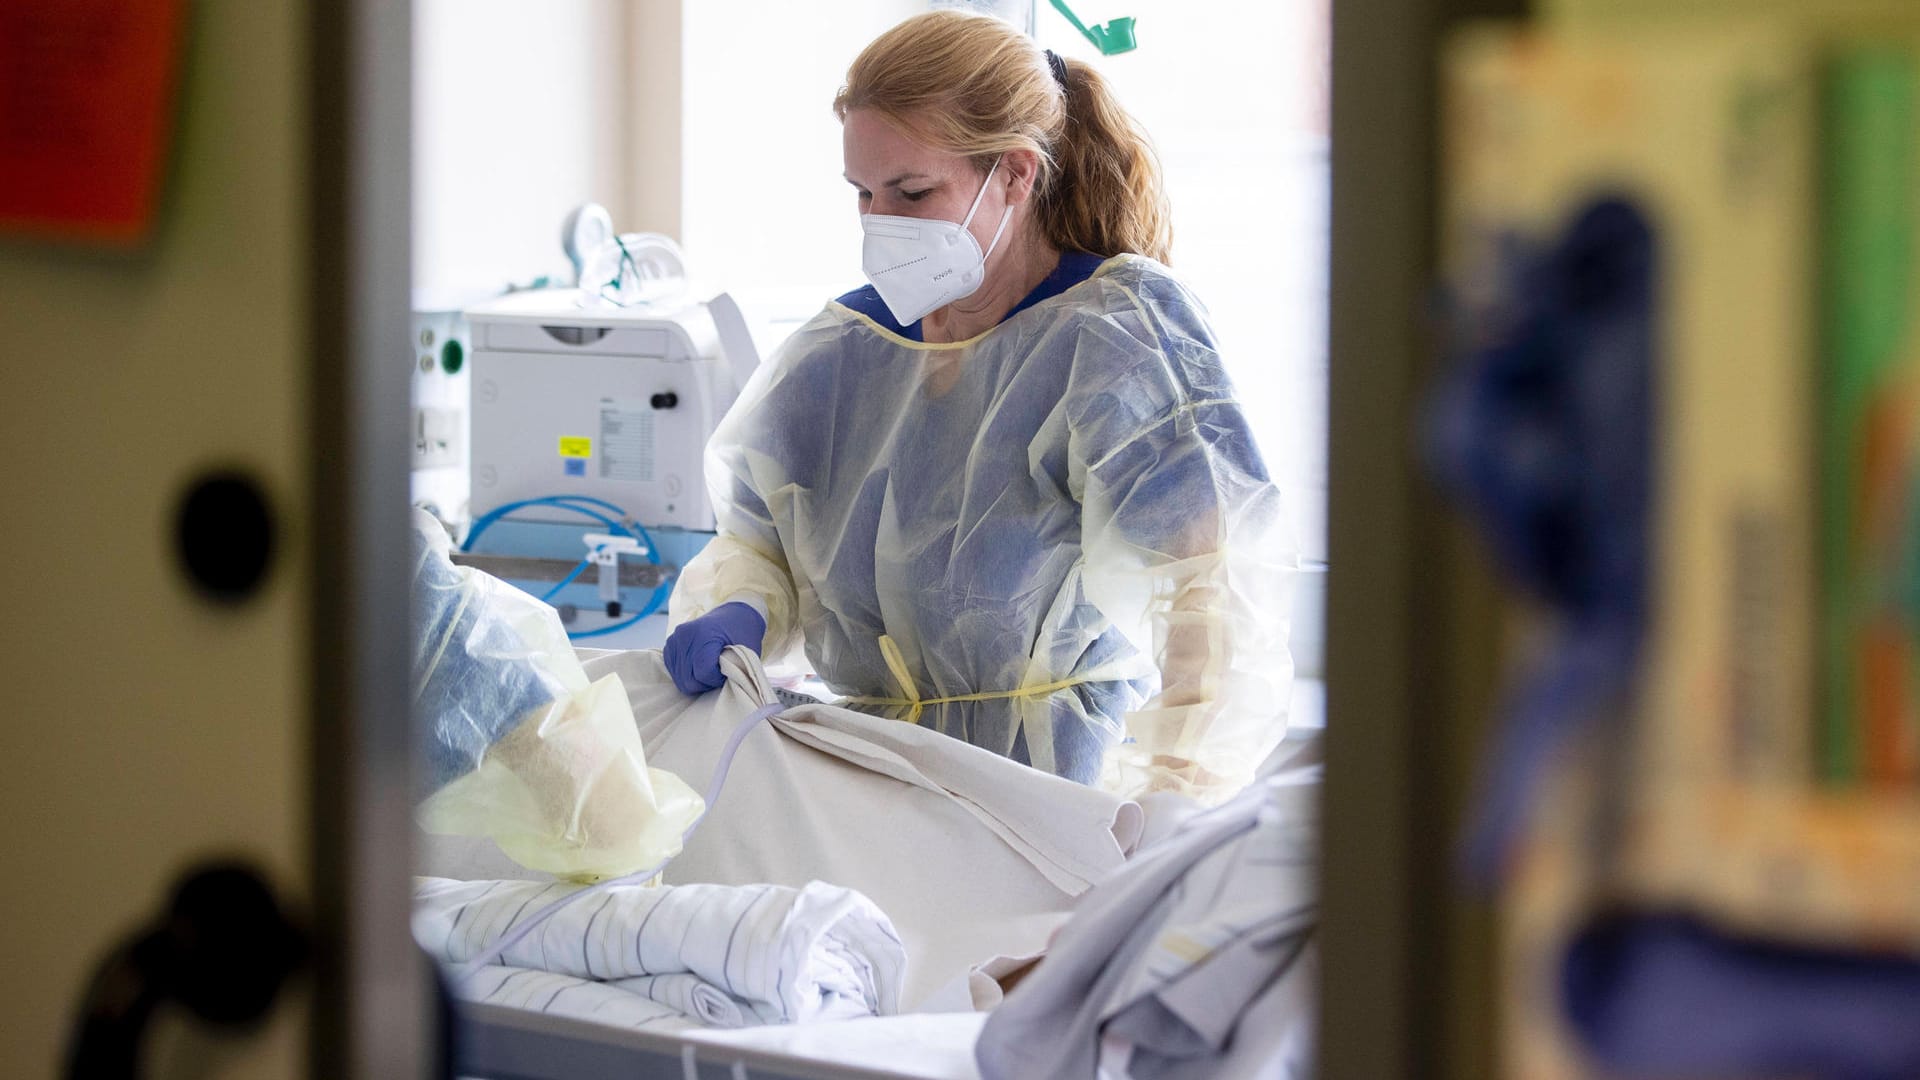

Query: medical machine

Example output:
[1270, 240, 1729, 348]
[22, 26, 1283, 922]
[456, 282, 761, 644]
[466, 288, 755, 532]
[410, 306, 472, 522]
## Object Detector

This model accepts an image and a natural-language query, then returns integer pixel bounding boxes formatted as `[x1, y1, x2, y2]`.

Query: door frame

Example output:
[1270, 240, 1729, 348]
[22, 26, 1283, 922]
[310, 0, 425, 1074]
[1321, 0, 1523, 1075]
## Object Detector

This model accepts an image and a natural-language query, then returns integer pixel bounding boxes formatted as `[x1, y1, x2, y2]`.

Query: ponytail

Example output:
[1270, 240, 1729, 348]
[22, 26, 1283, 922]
[1040, 56, 1173, 265]
[835, 11, 1173, 264]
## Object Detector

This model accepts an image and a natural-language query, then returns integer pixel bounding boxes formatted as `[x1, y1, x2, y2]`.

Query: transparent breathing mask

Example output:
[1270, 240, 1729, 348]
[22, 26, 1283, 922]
[581, 231, 691, 309]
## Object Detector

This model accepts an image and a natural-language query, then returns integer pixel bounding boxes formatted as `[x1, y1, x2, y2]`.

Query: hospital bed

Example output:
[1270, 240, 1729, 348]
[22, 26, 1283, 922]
[458, 1004, 987, 1080]
[413, 552, 1318, 1080]
[417, 643, 1101, 1078]
[424, 696, 1319, 1080]
[437, 735, 1318, 1080]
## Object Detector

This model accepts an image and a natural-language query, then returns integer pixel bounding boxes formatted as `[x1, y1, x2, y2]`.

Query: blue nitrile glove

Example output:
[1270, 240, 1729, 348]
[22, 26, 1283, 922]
[663, 602, 767, 695]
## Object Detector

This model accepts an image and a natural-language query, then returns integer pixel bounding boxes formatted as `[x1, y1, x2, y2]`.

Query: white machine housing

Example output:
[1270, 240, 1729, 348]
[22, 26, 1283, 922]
[466, 289, 759, 532]
[410, 308, 472, 523]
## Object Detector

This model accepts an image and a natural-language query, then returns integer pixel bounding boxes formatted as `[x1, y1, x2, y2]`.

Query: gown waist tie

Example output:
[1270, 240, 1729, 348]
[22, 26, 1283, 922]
[842, 634, 1103, 726]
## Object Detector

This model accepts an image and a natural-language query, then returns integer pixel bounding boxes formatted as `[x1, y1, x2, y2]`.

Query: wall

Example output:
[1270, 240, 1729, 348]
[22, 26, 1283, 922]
[412, 0, 631, 302]
[678, 0, 927, 311]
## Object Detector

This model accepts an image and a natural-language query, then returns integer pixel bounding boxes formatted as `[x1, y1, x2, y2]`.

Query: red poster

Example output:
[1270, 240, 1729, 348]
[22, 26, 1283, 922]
[0, 0, 187, 245]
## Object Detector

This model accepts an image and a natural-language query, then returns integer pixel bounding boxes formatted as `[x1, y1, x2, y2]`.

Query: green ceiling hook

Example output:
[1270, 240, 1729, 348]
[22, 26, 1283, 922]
[1046, 0, 1136, 55]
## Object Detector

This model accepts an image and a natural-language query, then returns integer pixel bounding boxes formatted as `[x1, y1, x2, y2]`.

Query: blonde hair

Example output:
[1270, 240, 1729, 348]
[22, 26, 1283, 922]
[833, 11, 1173, 264]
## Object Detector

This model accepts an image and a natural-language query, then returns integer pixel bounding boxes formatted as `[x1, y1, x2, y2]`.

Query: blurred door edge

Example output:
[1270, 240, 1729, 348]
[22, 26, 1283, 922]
[309, 0, 428, 1075]
[1322, 0, 1523, 1076]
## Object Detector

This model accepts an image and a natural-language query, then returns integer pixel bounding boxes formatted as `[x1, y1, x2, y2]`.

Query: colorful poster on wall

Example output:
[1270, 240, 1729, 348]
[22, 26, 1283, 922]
[0, 0, 188, 245]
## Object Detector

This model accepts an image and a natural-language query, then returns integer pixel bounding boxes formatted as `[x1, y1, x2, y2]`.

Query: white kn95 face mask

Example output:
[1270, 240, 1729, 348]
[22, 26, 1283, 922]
[860, 156, 1013, 327]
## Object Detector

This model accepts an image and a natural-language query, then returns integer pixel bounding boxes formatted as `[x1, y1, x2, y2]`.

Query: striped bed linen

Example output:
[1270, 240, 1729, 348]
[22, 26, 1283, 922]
[414, 876, 908, 1030]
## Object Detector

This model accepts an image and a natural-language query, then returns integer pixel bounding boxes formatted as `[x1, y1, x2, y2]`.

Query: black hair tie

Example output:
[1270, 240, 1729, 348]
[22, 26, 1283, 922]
[1044, 48, 1069, 88]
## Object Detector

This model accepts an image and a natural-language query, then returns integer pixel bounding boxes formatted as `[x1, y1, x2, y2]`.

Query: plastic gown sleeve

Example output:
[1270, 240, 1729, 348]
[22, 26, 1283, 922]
[668, 384, 804, 661]
[409, 509, 702, 881]
[1080, 292, 1298, 804]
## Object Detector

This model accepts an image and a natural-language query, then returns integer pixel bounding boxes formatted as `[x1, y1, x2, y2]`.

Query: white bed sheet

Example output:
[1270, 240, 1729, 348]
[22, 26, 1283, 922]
[420, 647, 1146, 1010]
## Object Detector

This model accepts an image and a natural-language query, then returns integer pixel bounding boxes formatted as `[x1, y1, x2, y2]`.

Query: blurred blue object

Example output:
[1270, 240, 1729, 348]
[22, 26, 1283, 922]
[1427, 196, 1656, 881]
[1433, 189, 1920, 1080]
[1563, 913, 1920, 1080]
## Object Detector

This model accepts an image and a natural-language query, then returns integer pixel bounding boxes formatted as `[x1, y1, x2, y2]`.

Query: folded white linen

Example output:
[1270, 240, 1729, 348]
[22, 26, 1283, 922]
[610, 973, 751, 1028]
[460, 965, 699, 1034]
[414, 876, 905, 1027]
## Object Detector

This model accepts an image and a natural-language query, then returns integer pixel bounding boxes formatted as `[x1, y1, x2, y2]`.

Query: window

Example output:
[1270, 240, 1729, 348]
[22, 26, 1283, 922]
[1035, 0, 1330, 559]
[1037, 0, 1330, 687]
[678, 2, 928, 334]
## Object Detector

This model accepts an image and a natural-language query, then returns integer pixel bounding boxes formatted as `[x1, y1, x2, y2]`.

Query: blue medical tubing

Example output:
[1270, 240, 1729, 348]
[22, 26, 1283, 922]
[462, 495, 656, 555]
[537, 556, 594, 602]
[460, 495, 672, 639]
[457, 700, 787, 980]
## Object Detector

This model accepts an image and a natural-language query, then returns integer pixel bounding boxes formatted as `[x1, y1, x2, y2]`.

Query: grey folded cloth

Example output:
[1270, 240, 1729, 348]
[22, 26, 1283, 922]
[976, 759, 1318, 1079]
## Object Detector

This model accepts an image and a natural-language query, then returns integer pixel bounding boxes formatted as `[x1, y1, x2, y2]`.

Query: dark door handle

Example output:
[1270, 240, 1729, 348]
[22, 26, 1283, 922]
[65, 860, 307, 1080]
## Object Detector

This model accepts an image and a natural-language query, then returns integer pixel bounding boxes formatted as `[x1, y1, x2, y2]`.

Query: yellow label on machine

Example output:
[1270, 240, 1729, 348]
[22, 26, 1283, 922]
[558, 437, 592, 458]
